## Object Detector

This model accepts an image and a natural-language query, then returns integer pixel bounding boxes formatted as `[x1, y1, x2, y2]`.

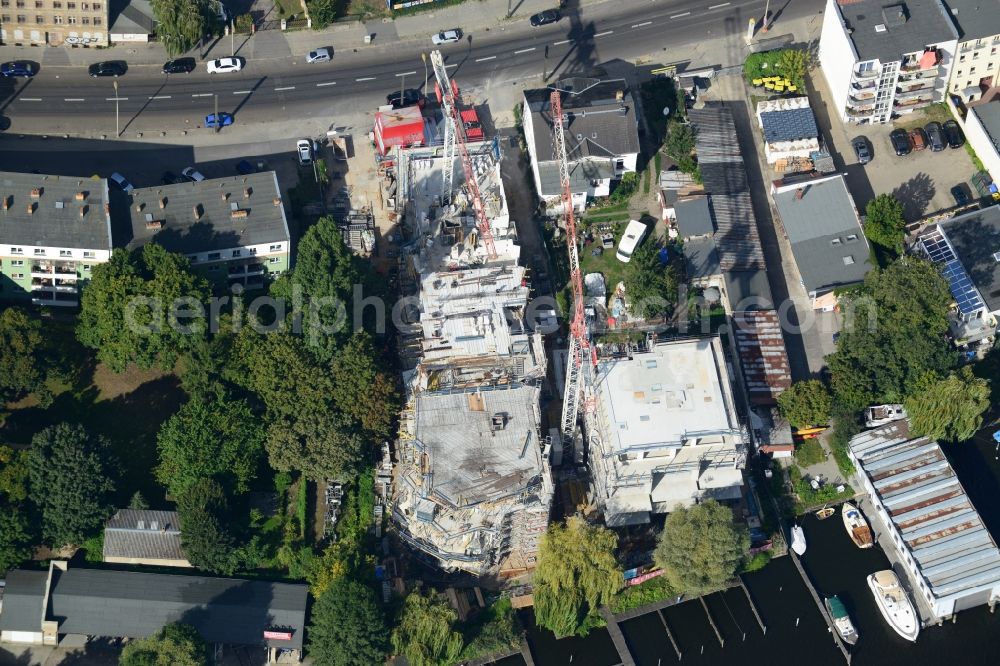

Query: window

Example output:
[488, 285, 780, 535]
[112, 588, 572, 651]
[970, 67, 977, 74]
[91, 1, 99, 7]
[33, 248, 45, 256]
[645, 360, 657, 369]
[52, 0, 59, 6]
[15, 14, 24, 22]
[232, 249, 242, 257]
[0, 15, 9, 21]
[15, 0, 23, 6]
[11, 260, 23, 266]
[249, 248, 257, 255]
[269, 244, 282, 252]
[843, 255, 855, 265]
[830, 238, 842, 246]
[11, 273, 24, 280]
[83, 264, 90, 271]
[10, 247, 23, 255]
[956, 69, 963, 77]
[0, 1, 8, 7]
[66, 1, 74, 7]
[33, 0, 40, 6]
[67, 14, 75, 22]
[83, 251, 95, 259]
[268, 257, 279, 264]
[973, 51, 980, 59]
[81, 1, 87, 7]
[968, 80, 973, 86]
[81, 15, 87, 23]
[92, 16, 99, 24]
[59, 250, 71, 257]
[846, 234, 858, 242]
[207, 252, 221, 260]
[34, 14, 41, 21]
[53, 14, 62, 22]
[959, 54, 966, 63]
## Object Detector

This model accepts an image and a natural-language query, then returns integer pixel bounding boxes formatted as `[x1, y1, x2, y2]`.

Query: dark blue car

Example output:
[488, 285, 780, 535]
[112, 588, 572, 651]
[205, 112, 234, 128]
[1, 61, 36, 78]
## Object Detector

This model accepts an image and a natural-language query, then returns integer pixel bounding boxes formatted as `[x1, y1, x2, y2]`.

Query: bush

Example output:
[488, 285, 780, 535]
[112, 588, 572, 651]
[742, 550, 771, 573]
[743, 49, 809, 90]
[608, 172, 639, 206]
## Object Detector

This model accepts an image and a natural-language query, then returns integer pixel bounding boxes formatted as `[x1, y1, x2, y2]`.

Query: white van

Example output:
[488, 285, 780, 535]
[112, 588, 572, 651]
[616, 220, 649, 263]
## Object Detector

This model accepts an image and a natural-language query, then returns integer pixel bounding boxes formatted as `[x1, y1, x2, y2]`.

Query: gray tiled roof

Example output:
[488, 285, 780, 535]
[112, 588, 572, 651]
[760, 107, 819, 143]
[836, 0, 959, 63]
[708, 192, 767, 271]
[48, 568, 308, 649]
[124, 172, 290, 254]
[103, 509, 187, 563]
[689, 107, 747, 195]
[0, 172, 112, 250]
[971, 103, 1000, 156]
[939, 205, 1000, 312]
[942, 0, 1000, 42]
[683, 236, 721, 279]
[525, 78, 640, 163]
[0, 570, 48, 633]
[674, 197, 715, 238]
[538, 159, 615, 197]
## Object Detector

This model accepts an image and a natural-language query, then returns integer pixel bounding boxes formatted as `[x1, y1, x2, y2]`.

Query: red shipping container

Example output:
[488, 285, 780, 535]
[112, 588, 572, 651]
[375, 106, 425, 154]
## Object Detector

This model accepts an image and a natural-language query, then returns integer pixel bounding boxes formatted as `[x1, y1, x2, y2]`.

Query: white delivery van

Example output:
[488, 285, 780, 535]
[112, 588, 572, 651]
[616, 219, 649, 263]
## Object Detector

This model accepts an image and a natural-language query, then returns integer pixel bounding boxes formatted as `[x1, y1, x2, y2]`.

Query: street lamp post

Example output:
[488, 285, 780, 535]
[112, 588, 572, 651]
[421, 53, 428, 94]
[214, 94, 219, 134]
[113, 79, 119, 137]
[400, 73, 405, 106]
[231, 19, 235, 56]
[762, 0, 771, 33]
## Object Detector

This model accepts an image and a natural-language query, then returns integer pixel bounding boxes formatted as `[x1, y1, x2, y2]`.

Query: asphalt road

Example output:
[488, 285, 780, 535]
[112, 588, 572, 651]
[0, 0, 823, 128]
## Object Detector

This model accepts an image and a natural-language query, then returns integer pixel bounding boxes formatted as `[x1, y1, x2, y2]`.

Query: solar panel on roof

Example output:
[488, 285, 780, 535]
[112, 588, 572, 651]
[921, 232, 985, 316]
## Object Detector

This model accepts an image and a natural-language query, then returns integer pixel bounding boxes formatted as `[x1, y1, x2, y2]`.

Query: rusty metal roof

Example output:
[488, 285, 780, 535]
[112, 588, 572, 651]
[732, 310, 791, 406]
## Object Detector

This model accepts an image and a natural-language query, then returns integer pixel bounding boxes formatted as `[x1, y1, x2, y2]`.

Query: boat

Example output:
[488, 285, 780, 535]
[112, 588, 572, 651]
[816, 507, 836, 520]
[791, 525, 807, 555]
[842, 502, 874, 549]
[825, 595, 859, 645]
[864, 404, 907, 428]
[867, 570, 920, 642]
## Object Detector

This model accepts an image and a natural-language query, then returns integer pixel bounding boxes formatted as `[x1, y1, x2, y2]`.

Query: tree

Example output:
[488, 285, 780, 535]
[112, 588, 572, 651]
[0, 445, 30, 503]
[829, 257, 955, 411]
[533, 516, 621, 638]
[391, 589, 464, 666]
[330, 331, 398, 438]
[777, 48, 809, 89]
[27, 424, 116, 548]
[176, 478, 238, 574]
[777, 380, 832, 429]
[624, 237, 681, 320]
[905, 367, 990, 443]
[0, 307, 49, 404]
[654, 500, 749, 596]
[665, 123, 697, 174]
[308, 578, 389, 666]
[863, 194, 906, 254]
[307, 0, 336, 28]
[77, 245, 211, 373]
[156, 389, 266, 498]
[129, 491, 150, 510]
[0, 503, 35, 575]
[119, 622, 209, 666]
[266, 411, 365, 481]
[151, 0, 209, 57]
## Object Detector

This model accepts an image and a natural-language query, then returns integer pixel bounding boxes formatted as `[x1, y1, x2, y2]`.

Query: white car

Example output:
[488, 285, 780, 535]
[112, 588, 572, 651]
[297, 139, 314, 166]
[181, 167, 206, 182]
[431, 29, 462, 45]
[109, 172, 134, 194]
[306, 47, 332, 64]
[206, 57, 243, 74]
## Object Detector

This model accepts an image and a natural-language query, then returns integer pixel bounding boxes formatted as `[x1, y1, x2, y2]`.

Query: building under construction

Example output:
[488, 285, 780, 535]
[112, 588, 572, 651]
[389, 62, 552, 577]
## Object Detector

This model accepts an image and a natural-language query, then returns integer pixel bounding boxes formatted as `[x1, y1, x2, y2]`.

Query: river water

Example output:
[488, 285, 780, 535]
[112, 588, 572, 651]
[515, 429, 1000, 666]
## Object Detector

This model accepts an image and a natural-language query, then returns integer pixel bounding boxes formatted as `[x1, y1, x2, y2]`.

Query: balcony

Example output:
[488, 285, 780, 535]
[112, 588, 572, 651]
[31, 279, 77, 293]
[898, 68, 938, 81]
[846, 105, 875, 117]
[894, 97, 932, 110]
[853, 67, 879, 80]
[897, 79, 934, 94]
[852, 78, 876, 91]
[849, 89, 876, 103]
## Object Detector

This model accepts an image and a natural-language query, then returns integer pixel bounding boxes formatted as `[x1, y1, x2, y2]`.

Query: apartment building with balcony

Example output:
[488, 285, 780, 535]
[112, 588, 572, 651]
[125, 172, 291, 291]
[818, 0, 958, 124]
[942, 0, 1000, 102]
[0, 0, 107, 47]
[0, 172, 112, 307]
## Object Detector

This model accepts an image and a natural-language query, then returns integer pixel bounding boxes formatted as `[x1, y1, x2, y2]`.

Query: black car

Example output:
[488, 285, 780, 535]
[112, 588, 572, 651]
[851, 136, 872, 164]
[387, 88, 424, 109]
[925, 121, 946, 151]
[162, 58, 196, 74]
[89, 61, 127, 78]
[530, 9, 560, 26]
[950, 184, 970, 207]
[942, 120, 966, 149]
[889, 128, 912, 156]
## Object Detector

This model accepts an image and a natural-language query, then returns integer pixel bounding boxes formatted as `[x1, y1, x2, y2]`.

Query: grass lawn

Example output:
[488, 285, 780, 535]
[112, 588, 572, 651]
[892, 102, 952, 130]
[793, 439, 826, 467]
[579, 220, 630, 292]
[276, 0, 304, 17]
[611, 574, 679, 614]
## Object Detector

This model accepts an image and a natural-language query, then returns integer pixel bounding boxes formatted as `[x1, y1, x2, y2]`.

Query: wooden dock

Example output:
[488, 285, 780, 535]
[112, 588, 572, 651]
[598, 606, 636, 666]
[789, 550, 852, 665]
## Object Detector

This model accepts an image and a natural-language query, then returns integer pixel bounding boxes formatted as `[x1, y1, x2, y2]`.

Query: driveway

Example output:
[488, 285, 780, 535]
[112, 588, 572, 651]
[807, 70, 979, 222]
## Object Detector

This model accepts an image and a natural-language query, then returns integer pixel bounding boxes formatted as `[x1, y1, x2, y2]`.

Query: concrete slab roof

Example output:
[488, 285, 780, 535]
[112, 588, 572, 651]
[836, 0, 959, 63]
[0, 171, 112, 250]
[941, 0, 1000, 42]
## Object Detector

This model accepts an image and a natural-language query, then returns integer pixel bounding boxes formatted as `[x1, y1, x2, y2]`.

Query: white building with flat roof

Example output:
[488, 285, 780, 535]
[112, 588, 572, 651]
[585, 337, 747, 527]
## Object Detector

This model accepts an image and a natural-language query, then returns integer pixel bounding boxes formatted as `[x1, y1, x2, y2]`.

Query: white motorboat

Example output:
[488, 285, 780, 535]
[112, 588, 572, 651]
[864, 404, 907, 428]
[842, 502, 874, 549]
[791, 525, 807, 555]
[867, 570, 919, 642]
[825, 595, 859, 646]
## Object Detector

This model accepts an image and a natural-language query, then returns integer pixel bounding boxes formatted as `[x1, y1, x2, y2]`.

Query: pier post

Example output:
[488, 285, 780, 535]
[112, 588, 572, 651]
[789, 551, 852, 665]
[700, 597, 724, 647]
[738, 576, 767, 635]
[656, 609, 682, 661]
[598, 606, 636, 666]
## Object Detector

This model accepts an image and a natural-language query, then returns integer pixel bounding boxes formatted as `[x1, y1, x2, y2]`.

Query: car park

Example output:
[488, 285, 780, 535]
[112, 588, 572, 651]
[950, 184, 970, 207]
[925, 122, 945, 152]
[943, 120, 965, 149]
[205, 112, 234, 128]
[387, 89, 425, 109]
[162, 58, 196, 74]
[908, 127, 928, 151]
[431, 29, 462, 45]
[529, 9, 560, 26]
[109, 172, 134, 193]
[181, 167, 206, 182]
[851, 136, 872, 164]
[889, 128, 912, 156]
[306, 48, 332, 64]
[0, 61, 36, 78]
[297, 139, 315, 166]
[207, 57, 243, 74]
[89, 61, 127, 77]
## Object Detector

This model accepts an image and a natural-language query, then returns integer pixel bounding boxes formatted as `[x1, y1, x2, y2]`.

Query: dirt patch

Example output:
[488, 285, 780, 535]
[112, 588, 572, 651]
[92, 363, 172, 401]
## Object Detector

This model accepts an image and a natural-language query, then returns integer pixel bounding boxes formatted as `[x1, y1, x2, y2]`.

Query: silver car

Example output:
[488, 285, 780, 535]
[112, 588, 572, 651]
[306, 47, 332, 64]
[431, 29, 462, 45]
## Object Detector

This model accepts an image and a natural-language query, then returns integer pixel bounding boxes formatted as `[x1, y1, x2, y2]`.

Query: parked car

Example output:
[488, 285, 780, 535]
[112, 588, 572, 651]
[297, 139, 314, 166]
[851, 136, 872, 164]
[889, 128, 912, 156]
[943, 120, 966, 149]
[88, 61, 127, 77]
[386, 89, 425, 109]
[109, 172, 134, 193]
[161, 171, 179, 185]
[306, 47, 332, 64]
[431, 29, 462, 45]
[205, 112, 234, 128]
[529, 9, 560, 26]
[162, 58, 196, 74]
[181, 167, 206, 182]
[951, 184, 970, 207]
[206, 57, 243, 74]
[925, 122, 946, 151]
[0, 61, 36, 78]
[908, 127, 928, 151]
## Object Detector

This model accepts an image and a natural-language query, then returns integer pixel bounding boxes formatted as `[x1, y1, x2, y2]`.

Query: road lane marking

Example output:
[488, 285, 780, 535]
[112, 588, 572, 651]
[106, 97, 128, 101]
[671, 11, 690, 17]
[709, 2, 730, 7]
[475, 55, 497, 62]
[553, 39, 572, 45]
[19, 98, 41, 101]
[149, 95, 172, 99]
[395, 71, 417, 77]
[191, 93, 213, 97]
[274, 86, 295, 91]
[594, 30, 613, 37]
[631, 21, 652, 28]
[233, 90, 252, 94]
[514, 47, 536, 54]
[64, 98, 85, 101]
[316, 81, 337, 87]
[356, 76, 376, 81]
[445, 64, 458, 69]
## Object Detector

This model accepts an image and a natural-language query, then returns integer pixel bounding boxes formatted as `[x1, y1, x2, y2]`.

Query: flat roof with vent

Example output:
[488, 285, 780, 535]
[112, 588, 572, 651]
[0, 171, 112, 250]
[125, 172, 290, 254]
[835, 0, 958, 63]
[932, 205, 1000, 314]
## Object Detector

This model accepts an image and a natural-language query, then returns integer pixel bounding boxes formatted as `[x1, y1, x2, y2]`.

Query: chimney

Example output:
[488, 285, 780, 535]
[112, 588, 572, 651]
[615, 89, 624, 101]
[272, 197, 282, 207]
[135, 202, 145, 212]
[193, 204, 203, 220]
[231, 208, 249, 220]
[243, 187, 252, 199]
[74, 191, 86, 201]
[26, 202, 35, 214]
[145, 220, 163, 231]
[795, 188, 804, 200]
[222, 192, 230, 201]
[79, 205, 88, 218]
[2, 195, 10, 210]
[30, 187, 42, 199]
[159, 197, 167, 209]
